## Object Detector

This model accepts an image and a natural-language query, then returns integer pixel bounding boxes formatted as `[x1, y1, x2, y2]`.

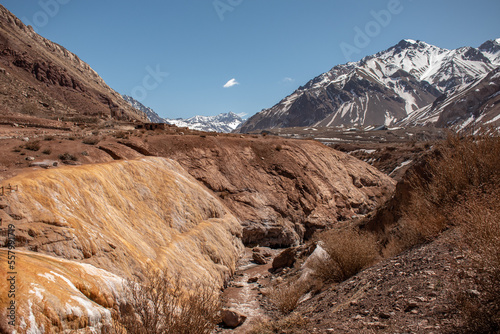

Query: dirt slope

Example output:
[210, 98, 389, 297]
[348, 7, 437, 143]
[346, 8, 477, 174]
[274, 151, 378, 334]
[0, 5, 147, 122]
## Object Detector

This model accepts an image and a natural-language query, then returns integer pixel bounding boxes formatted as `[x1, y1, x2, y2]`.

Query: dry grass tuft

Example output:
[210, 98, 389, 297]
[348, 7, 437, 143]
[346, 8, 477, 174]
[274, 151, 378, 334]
[25, 140, 41, 151]
[454, 187, 500, 333]
[380, 131, 500, 331]
[268, 280, 309, 314]
[388, 131, 500, 249]
[311, 228, 378, 283]
[248, 312, 309, 334]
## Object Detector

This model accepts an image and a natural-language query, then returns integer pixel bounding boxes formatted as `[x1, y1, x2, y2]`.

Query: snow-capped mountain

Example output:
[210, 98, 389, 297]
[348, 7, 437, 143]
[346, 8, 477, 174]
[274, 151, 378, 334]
[238, 38, 500, 133]
[122, 95, 164, 123]
[122, 95, 243, 133]
[164, 112, 243, 133]
[401, 67, 500, 131]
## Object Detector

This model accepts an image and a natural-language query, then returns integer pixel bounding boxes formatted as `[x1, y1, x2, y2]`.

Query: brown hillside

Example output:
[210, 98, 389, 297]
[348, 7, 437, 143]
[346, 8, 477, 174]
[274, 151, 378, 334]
[0, 5, 146, 123]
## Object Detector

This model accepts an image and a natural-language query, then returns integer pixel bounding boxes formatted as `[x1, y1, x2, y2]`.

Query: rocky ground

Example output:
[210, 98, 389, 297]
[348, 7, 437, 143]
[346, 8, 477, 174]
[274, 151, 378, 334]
[1, 116, 472, 334]
[215, 230, 478, 334]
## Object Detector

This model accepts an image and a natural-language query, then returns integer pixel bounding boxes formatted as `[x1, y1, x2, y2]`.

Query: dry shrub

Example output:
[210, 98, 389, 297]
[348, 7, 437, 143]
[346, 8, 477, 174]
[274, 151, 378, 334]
[390, 131, 500, 249]
[268, 279, 309, 314]
[454, 187, 500, 333]
[385, 131, 500, 331]
[115, 265, 221, 334]
[25, 140, 41, 151]
[248, 312, 308, 334]
[58, 152, 78, 161]
[114, 131, 130, 139]
[312, 228, 378, 283]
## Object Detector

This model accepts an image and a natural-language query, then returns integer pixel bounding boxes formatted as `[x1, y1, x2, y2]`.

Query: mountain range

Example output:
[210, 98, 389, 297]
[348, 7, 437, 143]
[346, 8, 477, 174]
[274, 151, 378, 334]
[239, 38, 500, 133]
[123, 94, 243, 133]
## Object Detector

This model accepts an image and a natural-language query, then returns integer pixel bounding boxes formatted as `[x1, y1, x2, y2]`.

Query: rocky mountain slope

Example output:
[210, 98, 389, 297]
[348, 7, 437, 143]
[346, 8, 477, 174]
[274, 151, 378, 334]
[0, 5, 147, 122]
[401, 67, 500, 130]
[0, 157, 243, 332]
[122, 94, 164, 123]
[239, 39, 500, 132]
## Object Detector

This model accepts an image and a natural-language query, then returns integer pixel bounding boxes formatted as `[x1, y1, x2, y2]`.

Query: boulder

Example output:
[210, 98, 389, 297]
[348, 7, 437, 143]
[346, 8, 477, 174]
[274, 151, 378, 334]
[252, 252, 267, 265]
[221, 309, 247, 328]
[272, 247, 298, 270]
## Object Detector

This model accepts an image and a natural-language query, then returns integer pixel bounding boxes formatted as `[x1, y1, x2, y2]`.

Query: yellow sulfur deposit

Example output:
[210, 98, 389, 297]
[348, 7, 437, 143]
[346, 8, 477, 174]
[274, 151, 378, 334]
[0, 157, 243, 332]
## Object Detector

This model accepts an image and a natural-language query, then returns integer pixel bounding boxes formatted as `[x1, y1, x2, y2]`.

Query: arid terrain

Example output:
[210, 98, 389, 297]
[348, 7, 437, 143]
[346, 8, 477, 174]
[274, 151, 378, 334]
[0, 3, 499, 334]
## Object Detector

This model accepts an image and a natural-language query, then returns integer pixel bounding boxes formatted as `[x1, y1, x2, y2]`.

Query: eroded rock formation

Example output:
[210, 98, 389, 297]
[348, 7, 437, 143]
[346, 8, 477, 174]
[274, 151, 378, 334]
[0, 157, 243, 332]
[142, 135, 396, 247]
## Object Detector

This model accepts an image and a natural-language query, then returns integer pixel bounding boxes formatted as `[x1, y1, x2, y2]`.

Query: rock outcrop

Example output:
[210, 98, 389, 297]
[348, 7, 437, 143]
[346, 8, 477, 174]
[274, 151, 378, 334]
[142, 135, 396, 247]
[0, 157, 243, 333]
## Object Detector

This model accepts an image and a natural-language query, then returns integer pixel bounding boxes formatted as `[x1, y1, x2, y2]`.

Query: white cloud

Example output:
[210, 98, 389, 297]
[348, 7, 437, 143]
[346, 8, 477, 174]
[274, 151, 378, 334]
[236, 112, 247, 118]
[223, 78, 239, 88]
[283, 77, 294, 83]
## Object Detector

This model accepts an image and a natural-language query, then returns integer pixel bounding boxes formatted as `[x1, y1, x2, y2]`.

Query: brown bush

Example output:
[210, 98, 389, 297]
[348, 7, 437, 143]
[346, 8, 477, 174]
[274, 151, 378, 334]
[58, 153, 78, 161]
[454, 187, 500, 333]
[113, 131, 130, 139]
[248, 312, 308, 334]
[380, 131, 500, 331]
[268, 280, 309, 314]
[390, 131, 500, 249]
[25, 140, 41, 151]
[311, 228, 378, 283]
[115, 265, 221, 334]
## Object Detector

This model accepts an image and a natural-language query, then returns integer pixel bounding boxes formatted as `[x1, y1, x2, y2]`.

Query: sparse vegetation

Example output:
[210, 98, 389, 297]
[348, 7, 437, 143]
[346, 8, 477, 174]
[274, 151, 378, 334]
[25, 140, 41, 151]
[268, 280, 309, 314]
[58, 152, 78, 161]
[43, 135, 55, 141]
[388, 131, 500, 249]
[20, 101, 39, 116]
[379, 131, 500, 331]
[454, 187, 500, 333]
[311, 228, 378, 283]
[113, 130, 130, 139]
[42, 148, 52, 155]
[114, 265, 222, 334]
[248, 312, 309, 334]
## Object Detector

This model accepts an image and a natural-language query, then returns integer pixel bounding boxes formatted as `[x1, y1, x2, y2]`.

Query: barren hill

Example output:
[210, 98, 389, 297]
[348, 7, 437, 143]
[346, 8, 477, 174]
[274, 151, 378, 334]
[0, 5, 146, 123]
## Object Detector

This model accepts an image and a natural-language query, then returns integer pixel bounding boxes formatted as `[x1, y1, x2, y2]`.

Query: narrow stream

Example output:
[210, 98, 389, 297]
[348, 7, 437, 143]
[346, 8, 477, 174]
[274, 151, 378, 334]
[216, 247, 278, 333]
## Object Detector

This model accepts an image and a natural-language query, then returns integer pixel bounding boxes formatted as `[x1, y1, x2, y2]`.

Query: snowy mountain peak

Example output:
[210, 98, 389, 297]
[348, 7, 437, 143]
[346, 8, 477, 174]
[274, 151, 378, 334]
[403, 39, 418, 44]
[123, 95, 243, 133]
[122, 95, 164, 123]
[165, 112, 243, 133]
[238, 38, 500, 133]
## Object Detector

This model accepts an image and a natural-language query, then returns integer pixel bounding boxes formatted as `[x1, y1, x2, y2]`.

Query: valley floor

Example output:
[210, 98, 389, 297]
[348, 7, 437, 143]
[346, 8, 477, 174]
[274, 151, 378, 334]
[216, 231, 478, 334]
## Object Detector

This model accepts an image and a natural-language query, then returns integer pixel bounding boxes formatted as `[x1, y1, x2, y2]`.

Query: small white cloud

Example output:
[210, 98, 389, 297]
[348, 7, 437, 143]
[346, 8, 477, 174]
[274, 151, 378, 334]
[223, 78, 239, 88]
[283, 77, 294, 83]
[236, 112, 247, 118]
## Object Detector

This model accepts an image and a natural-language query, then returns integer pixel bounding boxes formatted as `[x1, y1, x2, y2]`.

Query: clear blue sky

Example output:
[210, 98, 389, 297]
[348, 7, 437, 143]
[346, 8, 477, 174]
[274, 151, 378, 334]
[2, 1, 500, 119]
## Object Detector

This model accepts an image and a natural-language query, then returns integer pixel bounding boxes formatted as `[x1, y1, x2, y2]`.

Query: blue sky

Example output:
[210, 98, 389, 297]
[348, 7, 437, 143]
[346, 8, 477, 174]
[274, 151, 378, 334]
[2, 1, 500, 119]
